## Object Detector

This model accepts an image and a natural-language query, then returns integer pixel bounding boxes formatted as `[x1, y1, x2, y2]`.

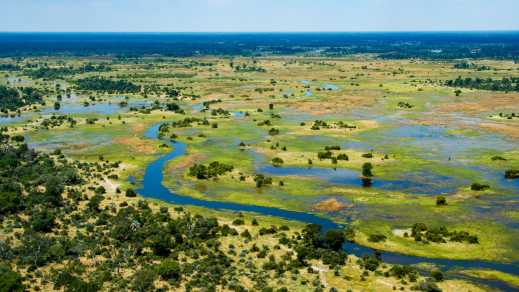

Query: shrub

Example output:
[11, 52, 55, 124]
[268, 128, 280, 135]
[414, 280, 442, 292]
[254, 174, 273, 188]
[470, 183, 490, 191]
[390, 265, 417, 280]
[232, 219, 245, 226]
[29, 209, 56, 232]
[125, 188, 137, 197]
[317, 151, 333, 160]
[323, 230, 345, 251]
[362, 163, 373, 177]
[189, 162, 234, 179]
[491, 156, 506, 161]
[430, 270, 444, 282]
[368, 234, 387, 243]
[337, 153, 349, 161]
[324, 146, 341, 151]
[361, 153, 373, 158]
[504, 169, 519, 179]
[271, 157, 284, 167]
[132, 267, 157, 292]
[436, 196, 447, 206]
[0, 265, 24, 292]
[156, 260, 182, 283]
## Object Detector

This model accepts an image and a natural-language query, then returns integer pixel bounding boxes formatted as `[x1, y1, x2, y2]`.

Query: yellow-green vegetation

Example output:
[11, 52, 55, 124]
[353, 220, 518, 262]
[0, 136, 482, 292]
[460, 269, 519, 289]
[1, 54, 519, 291]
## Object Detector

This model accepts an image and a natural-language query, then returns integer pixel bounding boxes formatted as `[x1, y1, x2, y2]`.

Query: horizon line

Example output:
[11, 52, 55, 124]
[1, 29, 519, 34]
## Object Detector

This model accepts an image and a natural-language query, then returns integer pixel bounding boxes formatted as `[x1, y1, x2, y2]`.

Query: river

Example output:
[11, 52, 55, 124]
[137, 123, 519, 291]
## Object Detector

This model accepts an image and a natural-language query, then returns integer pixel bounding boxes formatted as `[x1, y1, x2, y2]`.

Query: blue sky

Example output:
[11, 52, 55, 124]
[2, 0, 519, 32]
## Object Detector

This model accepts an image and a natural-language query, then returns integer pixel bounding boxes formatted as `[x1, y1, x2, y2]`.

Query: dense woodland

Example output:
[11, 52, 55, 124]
[75, 77, 141, 93]
[446, 76, 519, 92]
[24, 64, 111, 79]
[1, 32, 519, 60]
[0, 85, 45, 112]
[0, 130, 446, 291]
[0, 33, 517, 291]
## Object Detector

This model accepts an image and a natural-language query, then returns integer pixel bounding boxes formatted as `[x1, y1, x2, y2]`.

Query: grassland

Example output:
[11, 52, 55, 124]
[1, 55, 518, 290]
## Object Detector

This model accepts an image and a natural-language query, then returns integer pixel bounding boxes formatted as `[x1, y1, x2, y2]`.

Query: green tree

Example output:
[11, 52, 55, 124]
[156, 259, 182, 283]
[324, 230, 345, 251]
[362, 163, 373, 177]
[0, 265, 24, 292]
[271, 157, 284, 167]
[29, 209, 56, 233]
[436, 196, 447, 206]
[132, 267, 157, 292]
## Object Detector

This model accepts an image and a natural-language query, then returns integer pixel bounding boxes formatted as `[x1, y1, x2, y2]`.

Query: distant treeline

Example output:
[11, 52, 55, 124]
[75, 77, 140, 93]
[1, 32, 519, 60]
[0, 64, 21, 71]
[446, 76, 519, 92]
[24, 64, 112, 79]
[453, 62, 492, 71]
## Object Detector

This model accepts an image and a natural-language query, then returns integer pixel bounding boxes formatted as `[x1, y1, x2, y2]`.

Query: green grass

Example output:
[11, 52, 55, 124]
[7, 56, 519, 266]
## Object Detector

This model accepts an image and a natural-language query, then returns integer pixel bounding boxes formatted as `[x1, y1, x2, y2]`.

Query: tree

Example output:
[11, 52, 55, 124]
[505, 169, 519, 179]
[125, 188, 137, 197]
[0, 189, 22, 216]
[132, 267, 157, 292]
[362, 163, 373, 177]
[29, 209, 56, 232]
[368, 234, 387, 243]
[271, 157, 284, 167]
[431, 270, 444, 282]
[147, 231, 174, 257]
[268, 128, 280, 136]
[156, 259, 182, 283]
[0, 265, 24, 292]
[87, 194, 104, 212]
[44, 176, 65, 207]
[324, 230, 345, 251]
[436, 196, 447, 206]
[470, 183, 490, 191]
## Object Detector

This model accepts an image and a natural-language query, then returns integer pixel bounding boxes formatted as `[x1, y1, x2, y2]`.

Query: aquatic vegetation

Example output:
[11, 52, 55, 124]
[471, 182, 491, 191]
[1, 44, 518, 291]
[505, 169, 519, 179]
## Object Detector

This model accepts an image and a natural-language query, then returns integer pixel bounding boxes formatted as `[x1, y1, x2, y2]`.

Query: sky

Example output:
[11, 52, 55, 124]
[2, 0, 519, 32]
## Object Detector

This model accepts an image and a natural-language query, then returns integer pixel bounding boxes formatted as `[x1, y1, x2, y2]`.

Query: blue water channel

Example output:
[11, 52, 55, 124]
[136, 123, 519, 291]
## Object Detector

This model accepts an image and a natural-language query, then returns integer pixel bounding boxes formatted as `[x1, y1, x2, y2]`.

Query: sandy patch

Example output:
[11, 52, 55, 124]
[171, 153, 205, 170]
[313, 198, 353, 212]
[291, 95, 376, 115]
[392, 228, 411, 237]
[129, 123, 147, 133]
[479, 122, 519, 139]
[113, 136, 156, 153]
[437, 92, 519, 114]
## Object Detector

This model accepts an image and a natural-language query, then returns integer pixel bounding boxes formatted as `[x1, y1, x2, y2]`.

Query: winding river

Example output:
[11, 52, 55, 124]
[137, 123, 519, 291]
